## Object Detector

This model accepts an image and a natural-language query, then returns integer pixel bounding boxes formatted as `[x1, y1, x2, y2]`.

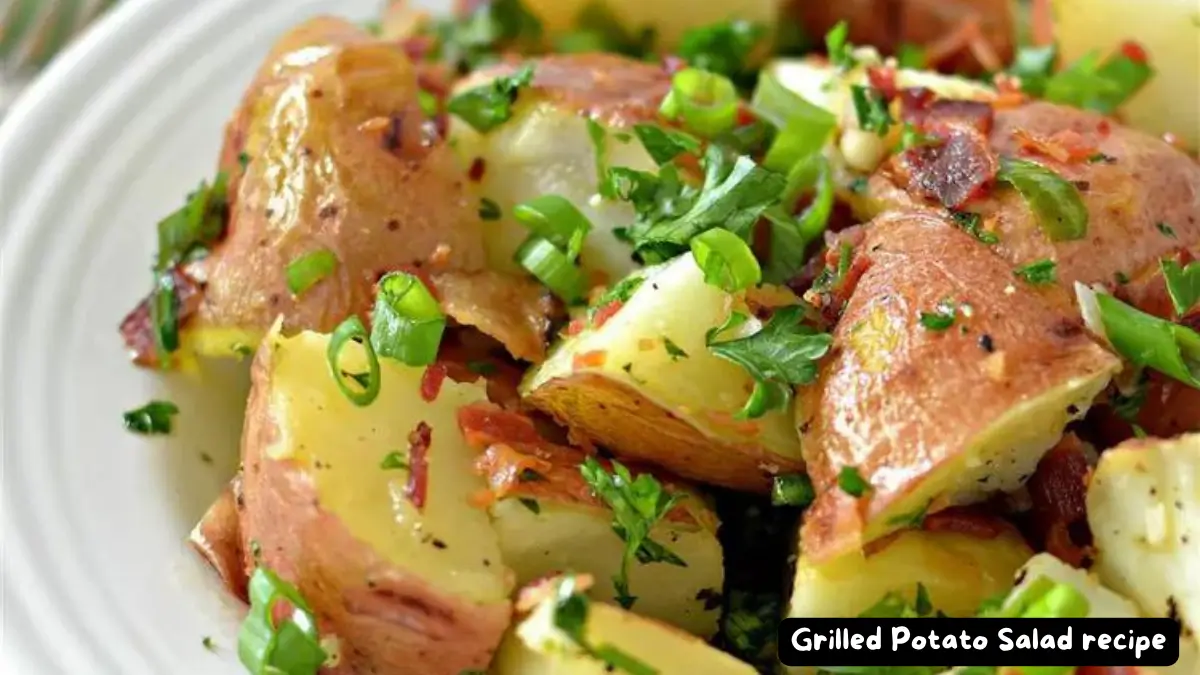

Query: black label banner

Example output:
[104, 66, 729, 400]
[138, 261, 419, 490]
[777, 618, 1180, 667]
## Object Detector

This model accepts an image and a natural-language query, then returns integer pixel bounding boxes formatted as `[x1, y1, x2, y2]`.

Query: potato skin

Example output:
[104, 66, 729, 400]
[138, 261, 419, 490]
[239, 336, 511, 675]
[797, 210, 1119, 562]
[432, 269, 555, 362]
[189, 478, 248, 602]
[197, 18, 486, 344]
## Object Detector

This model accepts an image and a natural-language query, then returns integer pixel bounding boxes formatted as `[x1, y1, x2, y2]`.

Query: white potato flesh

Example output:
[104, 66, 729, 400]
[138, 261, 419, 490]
[1005, 553, 1141, 619]
[491, 497, 724, 636]
[523, 253, 805, 468]
[1088, 434, 1200, 674]
[787, 527, 1032, 621]
[450, 92, 655, 285]
[492, 579, 758, 675]
[521, 0, 782, 51]
[265, 330, 511, 603]
[1053, 0, 1200, 148]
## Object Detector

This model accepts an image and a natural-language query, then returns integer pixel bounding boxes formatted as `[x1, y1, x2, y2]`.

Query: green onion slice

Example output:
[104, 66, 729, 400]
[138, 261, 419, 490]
[1161, 259, 1200, 317]
[286, 249, 338, 297]
[512, 195, 593, 261]
[515, 236, 588, 303]
[689, 227, 762, 293]
[849, 85, 893, 136]
[771, 473, 815, 507]
[659, 68, 739, 138]
[1096, 292, 1200, 389]
[752, 73, 836, 174]
[996, 157, 1088, 242]
[370, 272, 446, 367]
[150, 272, 180, 359]
[238, 567, 327, 675]
[327, 316, 382, 406]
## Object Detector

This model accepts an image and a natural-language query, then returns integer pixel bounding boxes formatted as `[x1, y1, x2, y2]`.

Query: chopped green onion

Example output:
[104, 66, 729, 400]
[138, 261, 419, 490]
[663, 337, 689, 360]
[479, 197, 502, 220]
[327, 316, 382, 406]
[370, 272, 446, 367]
[895, 43, 927, 69]
[996, 157, 1088, 241]
[1009, 44, 1058, 97]
[632, 123, 702, 166]
[549, 575, 657, 674]
[1161, 259, 1200, 316]
[950, 210, 999, 245]
[586, 118, 611, 198]
[919, 299, 957, 331]
[1014, 259, 1058, 286]
[896, 122, 941, 152]
[751, 73, 836, 173]
[1021, 583, 1091, 619]
[150, 271, 181, 358]
[238, 567, 327, 675]
[689, 227, 762, 293]
[515, 236, 588, 303]
[1044, 43, 1153, 114]
[1096, 293, 1200, 389]
[1157, 221, 1177, 239]
[659, 68, 739, 138]
[849, 85, 893, 136]
[447, 63, 535, 132]
[155, 172, 230, 271]
[824, 21, 855, 70]
[677, 20, 765, 78]
[764, 157, 834, 283]
[286, 249, 338, 297]
[123, 400, 179, 435]
[837, 466, 870, 497]
[512, 195, 593, 261]
[771, 473, 814, 507]
[380, 451, 408, 470]
[417, 89, 439, 118]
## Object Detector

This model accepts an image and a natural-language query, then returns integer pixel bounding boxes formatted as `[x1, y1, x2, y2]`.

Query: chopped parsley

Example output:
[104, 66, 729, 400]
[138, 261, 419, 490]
[663, 337, 689, 360]
[446, 63, 535, 132]
[721, 590, 781, 665]
[1014, 259, 1058, 286]
[431, 0, 543, 73]
[586, 118, 611, 197]
[707, 306, 833, 419]
[849, 85, 894, 136]
[380, 451, 408, 470]
[771, 473, 815, 508]
[1043, 43, 1154, 115]
[631, 123, 702, 166]
[896, 122, 941, 151]
[886, 500, 930, 528]
[677, 20, 766, 79]
[123, 400, 179, 435]
[555, 1, 655, 58]
[579, 457, 686, 609]
[466, 360, 497, 376]
[824, 21, 856, 70]
[478, 197, 502, 220]
[950, 210, 999, 245]
[1161, 259, 1200, 316]
[919, 299, 957, 331]
[1009, 44, 1058, 97]
[549, 576, 656, 675]
[1111, 373, 1148, 423]
[518, 497, 541, 514]
[895, 43, 927, 69]
[237, 152, 250, 170]
[837, 466, 870, 497]
[1157, 221, 1177, 239]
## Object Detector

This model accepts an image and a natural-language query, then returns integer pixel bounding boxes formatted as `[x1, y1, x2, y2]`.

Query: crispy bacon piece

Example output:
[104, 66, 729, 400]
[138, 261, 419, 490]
[458, 401, 544, 448]
[404, 421, 433, 511]
[902, 97, 995, 135]
[119, 268, 206, 367]
[419, 363, 448, 402]
[1026, 434, 1093, 567]
[897, 121, 999, 208]
[591, 300, 624, 330]
[921, 507, 1009, 539]
[1013, 128, 1099, 164]
[867, 66, 899, 101]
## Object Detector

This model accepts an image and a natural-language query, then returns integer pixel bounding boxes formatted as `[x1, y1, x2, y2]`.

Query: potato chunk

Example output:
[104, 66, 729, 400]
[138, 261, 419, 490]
[797, 211, 1119, 561]
[493, 576, 758, 675]
[240, 329, 513, 674]
[464, 413, 723, 636]
[449, 54, 672, 285]
[1088, 434, 1200, 675]
[523, 253, 806, 492]
[787, 520, 1032, 621]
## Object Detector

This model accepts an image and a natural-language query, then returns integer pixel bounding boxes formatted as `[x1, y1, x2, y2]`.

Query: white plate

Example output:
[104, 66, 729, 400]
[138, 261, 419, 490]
[0, 1, 445, 672]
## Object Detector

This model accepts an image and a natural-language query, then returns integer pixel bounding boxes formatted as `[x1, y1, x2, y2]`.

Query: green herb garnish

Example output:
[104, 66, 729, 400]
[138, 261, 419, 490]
[1014, 259, 1058, 286]
[123, 400, 179, 435]
[837, 466, 870, 497]
[996, 157, 1088, 241]
[286, 248, 338, 296]
[447, 63, 535, 132]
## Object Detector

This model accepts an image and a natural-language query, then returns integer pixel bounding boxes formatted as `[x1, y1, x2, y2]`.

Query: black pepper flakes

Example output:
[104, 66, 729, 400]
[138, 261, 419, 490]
[978, 334, 995, 353]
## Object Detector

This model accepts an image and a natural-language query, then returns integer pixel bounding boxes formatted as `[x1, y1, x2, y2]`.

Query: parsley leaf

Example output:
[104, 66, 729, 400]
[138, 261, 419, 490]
[708, 306, 833, 419]
[1009, 44, 1058, 97]
[771, 473, 815, 507]
[1044, 45, 1153, 115]
[123, 400, 180, 435]
[1014, 259, 1058, 286]
[478, 197, 502, 221]
[549, 576, 656, 675]
[663, 337, 689, 360]
[1161, 259, 1200, 316]
[850, 85, 893, 136]
[579, 458, 686, 609]
[586, 118, 612, 198]
[677, 20, 766, 78]
[1095, 292, 1200, 389]
[447, 63, 535, 132]
[837, 466, 870, 497]
[432, 0, 542, 73]
[380, 451, 409, 470]
[632, 124, 702, 166]
[556, 1, 655, 58]
[919, 299, 957, 331]
[591, 274, 646, 313]
[824, 21, 855, 70]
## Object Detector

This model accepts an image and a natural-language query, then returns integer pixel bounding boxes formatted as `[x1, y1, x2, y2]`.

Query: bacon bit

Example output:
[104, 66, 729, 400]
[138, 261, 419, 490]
[898, 87, 936, 119]
[899, 122, 998, 209]
[1097, 119, 1112, 137]
[473, 443, 555, 500]
[661, 55, 687, 75]
[735, 105, 758, 127]
[991, 75, 1028, 110]
[637, 338, 657, 352]
[904, 99, 995, 135]
[591, 301, 623, 330]
[419, 363, 447, 402]
[565, 316, 588, 336]
[1027, 435, 1094, 567]
[1119, 41, 1149, 65]
[404, 422, 433, 511]
[1014, 128, 1099, 164]
[467, 157, 486, 182]
[572, 350, 607, 369]
[922, 507, 1007, 539]
[867, 66, 898, 101]
[457, 402, 543, 449]
[119, 268, 206, 368]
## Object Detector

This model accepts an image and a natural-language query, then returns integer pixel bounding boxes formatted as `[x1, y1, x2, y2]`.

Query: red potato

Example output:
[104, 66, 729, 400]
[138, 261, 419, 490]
[240, 329, 515, 674]
[796, 210, 1119, 563]
[189, 477, 248, 602]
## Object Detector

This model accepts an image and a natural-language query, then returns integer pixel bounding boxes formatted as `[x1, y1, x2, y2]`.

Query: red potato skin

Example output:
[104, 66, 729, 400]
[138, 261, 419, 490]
[797, 210, 1119, 562]
[239, 349, 510, 675]
[190, 477, 248, 602]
